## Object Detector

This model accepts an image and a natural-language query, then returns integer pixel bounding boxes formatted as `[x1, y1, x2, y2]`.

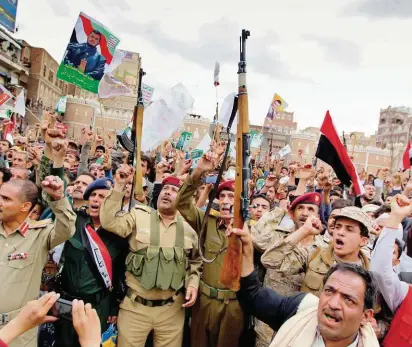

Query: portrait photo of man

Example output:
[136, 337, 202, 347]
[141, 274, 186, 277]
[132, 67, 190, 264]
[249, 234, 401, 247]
[63, 29, 106, 81]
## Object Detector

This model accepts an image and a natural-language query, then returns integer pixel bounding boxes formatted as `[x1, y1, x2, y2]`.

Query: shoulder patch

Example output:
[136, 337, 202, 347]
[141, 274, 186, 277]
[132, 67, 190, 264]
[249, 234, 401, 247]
[29, 219, 52, 229]
[77, 205, 88, 212]
[134, 204, 153, 213]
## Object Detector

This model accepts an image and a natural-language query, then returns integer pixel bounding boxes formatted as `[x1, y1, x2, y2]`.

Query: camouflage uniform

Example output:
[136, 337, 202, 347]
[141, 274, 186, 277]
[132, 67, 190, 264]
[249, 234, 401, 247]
[251, 208, 326, 347]
[300, 243, 370, 296]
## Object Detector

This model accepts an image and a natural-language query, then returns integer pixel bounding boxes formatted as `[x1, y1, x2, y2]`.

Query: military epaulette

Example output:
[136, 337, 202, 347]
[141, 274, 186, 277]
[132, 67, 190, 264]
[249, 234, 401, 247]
[76, 205, 88, 213]
[133, 204, 153, 213]
[29, 219, 52, 229]
[210, 209, 220, 218]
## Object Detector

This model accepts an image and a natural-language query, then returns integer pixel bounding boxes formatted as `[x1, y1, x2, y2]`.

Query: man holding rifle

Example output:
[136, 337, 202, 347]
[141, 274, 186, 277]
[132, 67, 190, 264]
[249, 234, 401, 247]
[176, 151, 245, 347]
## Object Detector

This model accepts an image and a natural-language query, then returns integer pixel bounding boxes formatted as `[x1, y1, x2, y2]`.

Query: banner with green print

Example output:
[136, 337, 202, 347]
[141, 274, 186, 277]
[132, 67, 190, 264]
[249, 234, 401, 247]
[250, 130, 264, 149]
[176, 131, 192, 151]
[57, 12, 120, 94]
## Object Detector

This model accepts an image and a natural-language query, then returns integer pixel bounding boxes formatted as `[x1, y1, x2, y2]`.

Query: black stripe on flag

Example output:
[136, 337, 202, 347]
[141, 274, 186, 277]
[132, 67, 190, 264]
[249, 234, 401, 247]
[315, 134, 352, 187]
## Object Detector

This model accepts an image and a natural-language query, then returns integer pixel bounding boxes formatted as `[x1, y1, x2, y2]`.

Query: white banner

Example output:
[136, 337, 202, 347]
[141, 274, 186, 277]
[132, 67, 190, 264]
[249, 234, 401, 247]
[141, 83, 194, 152]
[278, 144, 292, 158]
[14, 90, 25, 117]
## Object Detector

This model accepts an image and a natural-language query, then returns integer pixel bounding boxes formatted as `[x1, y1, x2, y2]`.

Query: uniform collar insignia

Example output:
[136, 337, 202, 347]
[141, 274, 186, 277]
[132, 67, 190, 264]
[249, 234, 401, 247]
[18, 221, 30, 237]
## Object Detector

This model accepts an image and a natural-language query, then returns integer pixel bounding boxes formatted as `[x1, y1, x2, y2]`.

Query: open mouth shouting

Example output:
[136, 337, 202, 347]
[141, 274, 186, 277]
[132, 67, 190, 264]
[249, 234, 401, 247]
[89, 204, 100, 214]
[161, 196, 171, 204]
[322, 309, 342, 327]
[334, 237, 345, 250]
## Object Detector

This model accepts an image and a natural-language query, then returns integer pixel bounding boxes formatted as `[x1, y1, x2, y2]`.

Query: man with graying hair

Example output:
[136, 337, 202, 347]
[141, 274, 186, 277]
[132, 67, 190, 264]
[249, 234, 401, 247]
[0, 177, 76, 347]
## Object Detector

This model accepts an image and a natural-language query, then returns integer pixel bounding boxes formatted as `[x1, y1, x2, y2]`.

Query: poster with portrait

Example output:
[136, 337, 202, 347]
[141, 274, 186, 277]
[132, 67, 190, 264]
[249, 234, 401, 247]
[265, 93, 288, 121]
[250, 130, 264, 149]
[57, 12, 120, 94]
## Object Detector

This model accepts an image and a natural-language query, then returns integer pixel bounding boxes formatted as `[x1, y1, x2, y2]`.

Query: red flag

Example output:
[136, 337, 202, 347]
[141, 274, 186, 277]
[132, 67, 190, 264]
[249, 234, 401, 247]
[401, 140, 412, 171]
[0, 84, 13, 107]
[3, 114, 16, 142]
[315, 111, 365, 196]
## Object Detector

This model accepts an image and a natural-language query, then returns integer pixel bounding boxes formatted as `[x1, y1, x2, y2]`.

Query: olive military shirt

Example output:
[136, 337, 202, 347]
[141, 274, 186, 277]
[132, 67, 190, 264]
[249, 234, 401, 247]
[0, 197, 76, 347]
[0, 196, 75, 313]
[100, 189, 201, 301]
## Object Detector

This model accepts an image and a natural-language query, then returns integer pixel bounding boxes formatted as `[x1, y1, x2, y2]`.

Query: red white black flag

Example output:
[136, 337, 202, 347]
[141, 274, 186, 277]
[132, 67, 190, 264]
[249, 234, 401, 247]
[400, 140, 412, 171]
[315, 111, 365, 196]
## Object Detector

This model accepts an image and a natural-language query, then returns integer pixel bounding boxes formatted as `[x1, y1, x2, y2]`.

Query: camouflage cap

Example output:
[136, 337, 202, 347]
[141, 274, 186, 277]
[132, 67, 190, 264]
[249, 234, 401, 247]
[334, 206, 372, 233]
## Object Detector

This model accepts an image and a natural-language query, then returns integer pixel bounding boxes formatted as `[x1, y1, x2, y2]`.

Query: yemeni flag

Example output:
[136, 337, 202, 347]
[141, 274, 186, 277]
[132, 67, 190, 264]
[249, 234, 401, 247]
[83, 225, 113, 289]
[400, 140, 412, 171]
[315, 111, 365, 196]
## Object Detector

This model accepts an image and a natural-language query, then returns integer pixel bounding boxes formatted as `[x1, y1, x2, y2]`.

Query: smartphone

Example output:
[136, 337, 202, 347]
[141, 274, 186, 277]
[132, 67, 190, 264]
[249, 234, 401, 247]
[201, 175, 217, 184]
[48, 298, 72, 321]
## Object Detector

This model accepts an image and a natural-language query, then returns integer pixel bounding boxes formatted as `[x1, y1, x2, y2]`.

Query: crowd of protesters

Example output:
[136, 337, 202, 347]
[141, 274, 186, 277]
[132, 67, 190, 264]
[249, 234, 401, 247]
[0, 111, 411, 347]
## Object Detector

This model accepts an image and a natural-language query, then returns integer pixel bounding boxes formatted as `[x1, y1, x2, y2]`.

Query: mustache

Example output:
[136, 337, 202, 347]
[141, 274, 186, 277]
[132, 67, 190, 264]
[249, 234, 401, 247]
[323, 308, 342, 322]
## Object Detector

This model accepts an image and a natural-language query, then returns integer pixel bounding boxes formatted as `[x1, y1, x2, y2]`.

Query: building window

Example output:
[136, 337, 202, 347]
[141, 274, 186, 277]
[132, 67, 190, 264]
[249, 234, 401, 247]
[43, 64, 47, 77]
[48, 70, 54, 83]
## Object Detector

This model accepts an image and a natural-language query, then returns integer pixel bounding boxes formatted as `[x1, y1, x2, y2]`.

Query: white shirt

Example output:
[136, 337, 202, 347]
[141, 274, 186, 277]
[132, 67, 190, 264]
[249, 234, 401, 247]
[313, 329, 359, 347]
[371, 227, 409, 313]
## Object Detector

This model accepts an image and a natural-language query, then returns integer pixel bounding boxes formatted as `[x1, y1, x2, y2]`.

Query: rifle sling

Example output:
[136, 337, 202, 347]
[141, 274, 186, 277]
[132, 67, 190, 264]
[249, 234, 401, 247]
[198, 97, 238, 263]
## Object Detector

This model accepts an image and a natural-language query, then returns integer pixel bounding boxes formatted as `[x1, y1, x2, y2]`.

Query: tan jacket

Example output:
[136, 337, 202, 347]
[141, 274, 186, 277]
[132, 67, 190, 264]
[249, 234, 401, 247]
[100, 189, 201, 301]
[301, 243, 370, 296]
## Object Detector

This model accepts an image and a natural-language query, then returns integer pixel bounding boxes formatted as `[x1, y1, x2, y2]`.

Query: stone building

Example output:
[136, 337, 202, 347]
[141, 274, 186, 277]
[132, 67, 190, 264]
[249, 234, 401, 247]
[25, 46, 74, 124]
[178, 113, 211, 149]
[0, 28, 29, 89]
[288, 127, 392, 174]
[376, 106, 412, 149]
[259, 110, 298, 160]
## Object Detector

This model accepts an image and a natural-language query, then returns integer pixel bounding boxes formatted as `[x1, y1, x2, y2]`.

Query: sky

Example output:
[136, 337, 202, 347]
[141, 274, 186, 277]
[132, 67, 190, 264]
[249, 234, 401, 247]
[14, 0, 412, 135]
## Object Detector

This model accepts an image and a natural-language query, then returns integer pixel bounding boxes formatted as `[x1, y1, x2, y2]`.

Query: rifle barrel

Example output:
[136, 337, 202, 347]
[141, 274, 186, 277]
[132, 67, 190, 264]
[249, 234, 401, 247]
[220, 29, 251, 291]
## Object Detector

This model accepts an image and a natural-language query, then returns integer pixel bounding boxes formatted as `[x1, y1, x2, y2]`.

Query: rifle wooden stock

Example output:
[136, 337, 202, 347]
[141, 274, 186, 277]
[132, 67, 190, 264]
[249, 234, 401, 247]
[129, 64, 145, 204]
[133, 102, 144, 198]
[220, 29, 250, 291]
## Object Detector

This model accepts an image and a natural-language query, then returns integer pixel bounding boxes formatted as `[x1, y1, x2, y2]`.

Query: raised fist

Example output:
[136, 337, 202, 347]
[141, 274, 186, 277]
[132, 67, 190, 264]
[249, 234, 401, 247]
[114, 164, 133, 192]
[51, 139, 68, 159]
[303, 216, 322, 236]
[42, 176, 64, 201]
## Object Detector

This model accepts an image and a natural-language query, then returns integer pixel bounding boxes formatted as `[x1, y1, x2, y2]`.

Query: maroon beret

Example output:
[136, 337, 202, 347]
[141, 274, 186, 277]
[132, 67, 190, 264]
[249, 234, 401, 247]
[289, 192, 322, 211]
[162, 176, 181, 188]
[217, 180, 235, 196]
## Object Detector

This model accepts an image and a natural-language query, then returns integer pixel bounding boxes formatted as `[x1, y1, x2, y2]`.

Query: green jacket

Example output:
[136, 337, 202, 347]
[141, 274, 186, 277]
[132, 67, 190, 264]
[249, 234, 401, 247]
[60, 207, 128, 317]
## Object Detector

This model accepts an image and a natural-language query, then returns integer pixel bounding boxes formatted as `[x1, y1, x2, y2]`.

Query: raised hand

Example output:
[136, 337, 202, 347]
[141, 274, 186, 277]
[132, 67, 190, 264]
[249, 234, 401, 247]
[155, 160, 170, 182]
[51, 139, 68, 159]
[302, 216, 323, 236]
[72, 300, 101, 347]
[385, 195, 412, 229]
[42, 176, 65, 201]
[193, 151, 217, 178]
[114, 164, 133, 192]
[300, 165, 315, 180]
[28, 147, 42, 167]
